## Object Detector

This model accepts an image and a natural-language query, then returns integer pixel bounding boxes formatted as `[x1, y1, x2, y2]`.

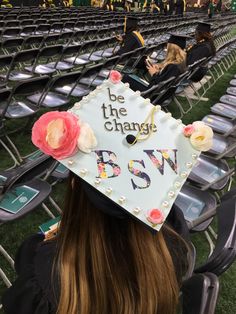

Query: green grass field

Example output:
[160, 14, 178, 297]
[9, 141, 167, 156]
[0, 63, 236, 314]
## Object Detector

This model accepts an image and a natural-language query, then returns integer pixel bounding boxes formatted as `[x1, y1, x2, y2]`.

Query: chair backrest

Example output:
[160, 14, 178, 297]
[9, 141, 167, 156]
[188, 154, 230, 191]
[38, 45, 63, 58]
[1, 38, 24, 50]
[51, 71, 83, 89]
[195, 197, 236, 275]
[181, 273, 219, 314]
[12, 76, 50, 97]
[13, 48, 39, 64]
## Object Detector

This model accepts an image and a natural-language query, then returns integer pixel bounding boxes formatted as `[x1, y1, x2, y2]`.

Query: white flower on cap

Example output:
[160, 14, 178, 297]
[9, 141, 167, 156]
[77, 122, 97, 154]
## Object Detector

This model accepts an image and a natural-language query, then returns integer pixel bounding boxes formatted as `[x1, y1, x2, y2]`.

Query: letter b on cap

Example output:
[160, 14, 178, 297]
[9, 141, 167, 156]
[94, 150, 121, 179]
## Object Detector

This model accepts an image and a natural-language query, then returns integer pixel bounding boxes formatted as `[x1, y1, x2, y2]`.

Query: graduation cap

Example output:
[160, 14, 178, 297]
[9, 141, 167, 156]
[168, 34, 189, 50]
[124, 16, 139, 33]
[196, 22, 211, 33]
[32, 71, 213, 232]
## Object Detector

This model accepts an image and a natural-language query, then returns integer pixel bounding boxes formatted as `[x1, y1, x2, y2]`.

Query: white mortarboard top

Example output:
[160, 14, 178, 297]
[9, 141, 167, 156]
[32, 71, 213, 232]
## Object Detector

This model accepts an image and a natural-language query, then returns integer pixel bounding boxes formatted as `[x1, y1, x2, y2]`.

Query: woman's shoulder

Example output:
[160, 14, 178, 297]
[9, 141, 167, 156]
[2, 234, 58, 314]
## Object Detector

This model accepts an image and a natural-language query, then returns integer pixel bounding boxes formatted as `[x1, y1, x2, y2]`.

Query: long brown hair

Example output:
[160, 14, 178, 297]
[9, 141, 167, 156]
[196, 31, 216, 56]
[54, 174, 187, 314]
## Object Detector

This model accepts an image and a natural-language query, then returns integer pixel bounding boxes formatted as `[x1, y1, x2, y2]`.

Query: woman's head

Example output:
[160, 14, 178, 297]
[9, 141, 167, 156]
[195, 22, 216, 56]
[55, 173, 188, 314]
[125, 16, 139, 33]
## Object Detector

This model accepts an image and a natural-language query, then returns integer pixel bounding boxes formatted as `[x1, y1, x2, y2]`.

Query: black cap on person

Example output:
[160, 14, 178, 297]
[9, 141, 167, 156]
[196, 22, 211, 33]
[168, 34, 188, 50]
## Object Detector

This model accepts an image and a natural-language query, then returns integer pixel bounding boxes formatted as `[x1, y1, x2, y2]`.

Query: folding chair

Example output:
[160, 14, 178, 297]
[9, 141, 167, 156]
[181, 273, 219, 314]
[211, 103, 236, 120]
[0, 38, 24, 55]
[0, 89, 21, 168]
[174, 183, 217, 232]
[25, 45, 64, 75]
[78, 63, 106, 87]
[194, 196, 236, 276]
[45, 44, 83, 71]
[4, 76, 50, 119]
[220, 94, 236, 108]
[0, 55, 13, 88]
[207, 133, 236, 160]
[27, 72, 85, 108]
[188, 154, 233, 191]
[0, 156, 57, 287]
[2, 49, 39, 82]
[202, 114, 236, 137]
[64, 40, 98, 66]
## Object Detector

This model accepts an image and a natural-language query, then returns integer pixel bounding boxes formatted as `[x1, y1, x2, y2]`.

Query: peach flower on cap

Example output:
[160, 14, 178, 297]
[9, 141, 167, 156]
[147, 209, 164, 226]
[32, 111, 80, 160]
[109, 70, 122, 84]
[183, 124, 195, 137]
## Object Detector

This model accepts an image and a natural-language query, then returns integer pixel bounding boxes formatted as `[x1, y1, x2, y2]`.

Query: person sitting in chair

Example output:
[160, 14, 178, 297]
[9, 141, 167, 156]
[122, 34, 187, 92]
[116, 16, 145, 55]
[186, 22, 216, 82]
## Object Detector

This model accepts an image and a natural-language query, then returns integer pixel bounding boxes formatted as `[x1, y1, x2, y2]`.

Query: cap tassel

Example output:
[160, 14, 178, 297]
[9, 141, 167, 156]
[124, 16, 127, 33]
[126, 106, 157, 145]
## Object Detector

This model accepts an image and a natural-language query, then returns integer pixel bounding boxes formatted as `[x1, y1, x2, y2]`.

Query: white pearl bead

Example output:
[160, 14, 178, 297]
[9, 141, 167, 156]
[106, 187, 112, 195]
[168, 191, 175, 198]
[135, 90, 141, 96]
[180, 171, 187, 179]
[186, 162, 193, 169]
[162, 201, 169, 208]
[94, 178, 101, 185]
[67, 160, 74, 166]
[124, 83, 130, 88]
[119, 196, 126, 204]
[174, 181, 181, 188]
[133, 207, 141, 214]
[79, 169, 87, 176]
[192, 153, 198, 160]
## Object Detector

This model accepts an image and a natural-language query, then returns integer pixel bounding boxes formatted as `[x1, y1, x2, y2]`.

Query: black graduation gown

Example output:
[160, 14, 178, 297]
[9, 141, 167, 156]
[117, 31, 144, 55]
[2, 207, 189, 314]
[186, 41, 213, 66]
[186, 41, 214, 82]
[123, 63, 182, 92]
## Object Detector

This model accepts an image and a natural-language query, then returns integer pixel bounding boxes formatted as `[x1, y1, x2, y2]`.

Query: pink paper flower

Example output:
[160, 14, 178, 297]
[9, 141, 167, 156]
[109, 70, 122, 84]
[183, 124, 195, 137]
[147, 209, 164, 225]
[32, 111, 80, 160]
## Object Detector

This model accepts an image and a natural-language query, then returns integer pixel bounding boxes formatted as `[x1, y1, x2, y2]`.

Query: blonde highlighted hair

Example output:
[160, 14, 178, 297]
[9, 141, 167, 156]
[54, 174, 188, 314]
[160, 43, 186, 70]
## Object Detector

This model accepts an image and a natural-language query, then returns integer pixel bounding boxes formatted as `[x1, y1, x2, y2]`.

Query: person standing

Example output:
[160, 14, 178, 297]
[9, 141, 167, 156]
[208, 0, 215, 18]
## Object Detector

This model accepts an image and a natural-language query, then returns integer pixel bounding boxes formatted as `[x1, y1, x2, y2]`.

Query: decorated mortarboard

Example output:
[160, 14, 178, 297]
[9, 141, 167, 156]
[196, 22, 211, 33]
[32, 71, 213, 232]
[168, 34, 189, 50]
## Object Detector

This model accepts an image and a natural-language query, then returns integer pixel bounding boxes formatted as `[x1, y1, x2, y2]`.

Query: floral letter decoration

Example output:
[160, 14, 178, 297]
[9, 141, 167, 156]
[147, 209, 164, 226]
[32, 111, 97, 159]
[183, 121, 213, 152]
[109, 70, 122, 84]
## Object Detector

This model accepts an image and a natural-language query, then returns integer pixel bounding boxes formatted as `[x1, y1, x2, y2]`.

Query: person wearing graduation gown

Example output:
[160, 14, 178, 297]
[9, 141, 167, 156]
[186, 22, 216, 82]
[2, 106, 191, 314]
[2, 175, 189, 314]
[122, 34, 187, 92]
[116, 16, 144, 55]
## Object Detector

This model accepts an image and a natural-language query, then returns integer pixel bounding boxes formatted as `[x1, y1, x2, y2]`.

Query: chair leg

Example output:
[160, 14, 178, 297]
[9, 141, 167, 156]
[0, 139, 21, 167]
[42, 203, 56, 219]
[0, 245, 14, 269]
[204, 230, 215, 257]
[0, 267, 11, 288]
